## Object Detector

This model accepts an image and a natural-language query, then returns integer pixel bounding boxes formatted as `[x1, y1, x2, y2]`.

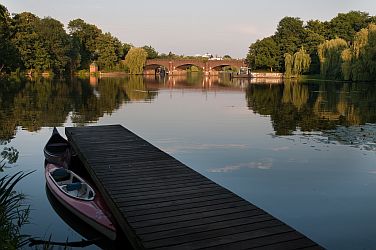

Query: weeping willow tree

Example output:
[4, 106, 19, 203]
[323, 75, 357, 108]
[353, 28, 369, 58]
[319, 23, 376, 81]
[318, 38, 348, 79]
[284, 53, 293, 78]
[284, 48, 311, 78]
[341, 48, 352, 80]
[351, 23, 376, 81]
[124, 47, 147, 75]
[366, 24, 376, 79]
[292, 47, 311, 76]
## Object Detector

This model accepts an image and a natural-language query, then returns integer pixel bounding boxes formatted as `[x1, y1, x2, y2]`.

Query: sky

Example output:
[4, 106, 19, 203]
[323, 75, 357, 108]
[3, 0, 376, 58]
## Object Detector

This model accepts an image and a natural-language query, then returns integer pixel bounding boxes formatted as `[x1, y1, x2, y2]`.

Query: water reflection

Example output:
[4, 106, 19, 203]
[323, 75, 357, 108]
[2, 75, 376, 249]
[1, 76, 376, 143]
[0, 76, 158, 138]
[246, 80, 376, 135]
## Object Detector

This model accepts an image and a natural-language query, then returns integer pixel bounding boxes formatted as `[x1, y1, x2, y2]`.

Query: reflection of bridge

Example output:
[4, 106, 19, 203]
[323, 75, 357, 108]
[145, 59, 246, 75]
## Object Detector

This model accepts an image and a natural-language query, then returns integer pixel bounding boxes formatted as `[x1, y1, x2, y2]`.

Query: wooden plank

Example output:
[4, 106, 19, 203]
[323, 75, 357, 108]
[138, 214, 275, 241]
[132, 209, 266, 235]
[65, 125, 323, 250]
[96, 165, 196, 179]
[113, 188, 228, 208]
[130, 205, 258, 229]
[143, 220, 285, 249]
[106, 178, 213, 193]
[109, 183, 219, 199]
[251, 238, 321, 250]
[126, 200, 250, 223]
[101, 176, 211, 191]
[202, 231, 307, 250]
[109, 184, 221, 200]
[123, 196, 244, 217]
[118, 192, 237, 213]
[150, 225, 294, 250]
[114, 188, 233, 207]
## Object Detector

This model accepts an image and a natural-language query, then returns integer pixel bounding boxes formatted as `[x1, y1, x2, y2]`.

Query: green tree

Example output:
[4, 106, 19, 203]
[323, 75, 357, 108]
[284, 53, 293, 78]
[292, 47, 311, 76]
[96, 32, 123, 70]
[274, 17, 306, 70]
[68, 19, 102, 69]
[329, 11, 371, 41]
[318, 38, 348, 79]
[122, 43, 133, 59]
[68, 36, 81, 72]
[351, 24, 376, 81]
[303, 29, 325, 74]
[142, 45, 158, 59]
[11, 12, 41, 73]
[11, 15, 72, 74]
[0, 4, 7, 21]
[341, 48, 352, 80]
[305, 20, 328, 38]
[364, 24, 376, 79]
[247, 37, 279, 72]
[124, 47, 147, 74]
[0, 5, 20, 73]
[35, 17, 71, 73]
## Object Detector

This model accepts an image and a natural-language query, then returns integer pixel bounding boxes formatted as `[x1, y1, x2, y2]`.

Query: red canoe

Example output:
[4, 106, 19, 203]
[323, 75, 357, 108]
[45, 163, 116, 240]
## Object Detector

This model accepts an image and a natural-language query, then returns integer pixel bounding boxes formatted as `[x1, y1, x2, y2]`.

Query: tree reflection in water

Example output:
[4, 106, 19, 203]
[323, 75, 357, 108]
[246, 80, 376, 135]
[0, 76, 158, 135]
[1, 76, 376, 144]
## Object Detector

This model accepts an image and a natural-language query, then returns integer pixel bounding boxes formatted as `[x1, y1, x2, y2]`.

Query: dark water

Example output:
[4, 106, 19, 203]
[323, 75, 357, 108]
[1, 74, 376, 249]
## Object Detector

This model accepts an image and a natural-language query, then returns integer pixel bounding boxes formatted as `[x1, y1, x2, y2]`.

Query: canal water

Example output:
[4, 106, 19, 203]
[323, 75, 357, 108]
[1, 74, 376, 249]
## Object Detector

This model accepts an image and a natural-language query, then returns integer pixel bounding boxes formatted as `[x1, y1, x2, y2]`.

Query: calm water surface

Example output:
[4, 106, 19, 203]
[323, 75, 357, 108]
[1, 75, 376, 249]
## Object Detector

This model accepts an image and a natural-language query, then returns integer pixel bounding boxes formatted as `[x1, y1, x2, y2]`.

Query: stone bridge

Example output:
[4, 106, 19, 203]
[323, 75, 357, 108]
[145, 59, 246, 75]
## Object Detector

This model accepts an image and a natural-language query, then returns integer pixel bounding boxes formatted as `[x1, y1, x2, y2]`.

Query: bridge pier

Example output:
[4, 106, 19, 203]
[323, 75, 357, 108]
[168, 61, 174, 75]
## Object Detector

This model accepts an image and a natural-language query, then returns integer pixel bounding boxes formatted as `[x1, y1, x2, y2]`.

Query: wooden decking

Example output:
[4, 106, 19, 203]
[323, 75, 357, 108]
[65, 125, 323, 250]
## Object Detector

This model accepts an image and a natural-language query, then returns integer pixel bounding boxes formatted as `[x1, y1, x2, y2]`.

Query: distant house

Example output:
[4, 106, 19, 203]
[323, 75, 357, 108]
[202, 53, 213, 59]
[90, 62, 98, 74]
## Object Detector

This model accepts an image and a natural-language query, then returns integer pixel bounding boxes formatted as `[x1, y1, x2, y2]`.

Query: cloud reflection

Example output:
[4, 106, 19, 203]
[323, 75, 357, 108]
[272, 146, 290, 151]
[208, 160, 273, 173]
[161, 143, 249, 154]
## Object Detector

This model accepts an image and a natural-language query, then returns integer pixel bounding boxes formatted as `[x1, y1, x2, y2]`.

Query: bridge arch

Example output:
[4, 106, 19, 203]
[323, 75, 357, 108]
[145, 59, 246, 75]
[175, 63, 204, 72]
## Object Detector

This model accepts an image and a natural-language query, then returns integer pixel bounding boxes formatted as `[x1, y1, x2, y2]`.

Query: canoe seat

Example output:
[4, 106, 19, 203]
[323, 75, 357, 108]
[51, 168, 70, 182]
[66, 183, 82, 191]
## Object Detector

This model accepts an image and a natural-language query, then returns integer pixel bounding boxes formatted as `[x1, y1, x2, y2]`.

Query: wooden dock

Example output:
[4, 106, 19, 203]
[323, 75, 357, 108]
[65, 125, 323, 250]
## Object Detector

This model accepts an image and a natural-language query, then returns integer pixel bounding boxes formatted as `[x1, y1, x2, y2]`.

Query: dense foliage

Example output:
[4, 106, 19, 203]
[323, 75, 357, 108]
[124, 48, 148, 74]
[247, 11, 376, 81]
[317, 24, 376, 81]
[0, 4, 159, 75]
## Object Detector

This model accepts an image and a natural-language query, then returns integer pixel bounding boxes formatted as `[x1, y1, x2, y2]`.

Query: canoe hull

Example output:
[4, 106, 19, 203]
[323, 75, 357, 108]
[44, 127, 72, 168]
[44, 147, 70, 168]
[45, 163, 116, 240]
